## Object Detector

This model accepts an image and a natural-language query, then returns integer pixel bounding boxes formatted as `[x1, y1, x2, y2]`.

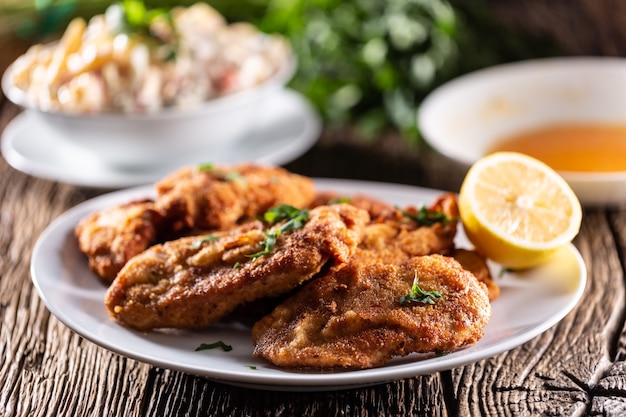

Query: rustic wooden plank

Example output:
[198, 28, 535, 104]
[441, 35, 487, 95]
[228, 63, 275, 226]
[586, 209, 626, 415]
[446, 210, 623, 415]
[136, 370, 450, 416]
[490, 0, 626, 56]
[591, 397, 626, 417]
[0, 162, 156, 417]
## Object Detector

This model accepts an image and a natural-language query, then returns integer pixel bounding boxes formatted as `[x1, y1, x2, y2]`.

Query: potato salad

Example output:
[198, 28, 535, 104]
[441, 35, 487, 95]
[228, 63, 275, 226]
[8, 2, 291, 113]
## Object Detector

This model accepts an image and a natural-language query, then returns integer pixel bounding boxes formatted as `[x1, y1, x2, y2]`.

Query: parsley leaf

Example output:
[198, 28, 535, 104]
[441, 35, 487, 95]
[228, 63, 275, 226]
[188, 235, 219, 249]
[498, 267, 513, 278]
[197, 163, 243, 181]
[198, 162, 214, 172]
[400, 276, 442, 305]
[400, 205, 455, 226]
[224, 171, 244, 181]
[195, 341, 233, 352]
[248, 204, 309, 260]
[328, 197, 351, 205]
[263, 204, 305, 224]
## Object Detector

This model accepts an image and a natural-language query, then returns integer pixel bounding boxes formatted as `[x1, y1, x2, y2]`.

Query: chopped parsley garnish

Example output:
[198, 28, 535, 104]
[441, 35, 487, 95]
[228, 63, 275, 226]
[400, 276, 442, 305]
[197, 162, 243, 181]
[328, 197, 352, 205]
[499, 267, 511, 278]
[223, 171, 244, 181]
[400, 206, 455, 226]
[248, 204, 310, 260]
[249, 232, 278, 260]
[247, 365, 257, 370]
[262, 204, 306, 224]
[189, 235, 219, 249]
[195, 341, 233, 352]
[198, 162, 215, 171]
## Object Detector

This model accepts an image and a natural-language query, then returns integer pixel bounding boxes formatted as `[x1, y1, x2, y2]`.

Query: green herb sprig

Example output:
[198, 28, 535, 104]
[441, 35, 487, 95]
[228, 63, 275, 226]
[400, 206, 456, 226]
[6, 0, 557, 142]
[195, 341, 233, 352]
[198, 162, 214, 172]
[188, 235, 220, 249]
[197, 163, 243, 181]
[328, 197, 351, 205]
[248, 204, 309, 260]
[400, 276, 442, 305]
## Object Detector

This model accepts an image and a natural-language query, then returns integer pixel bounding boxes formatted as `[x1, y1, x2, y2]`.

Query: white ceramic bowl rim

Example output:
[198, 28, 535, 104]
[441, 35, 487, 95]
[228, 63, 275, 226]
[1, 52, 297, 121]
[418, 55, 626, 180]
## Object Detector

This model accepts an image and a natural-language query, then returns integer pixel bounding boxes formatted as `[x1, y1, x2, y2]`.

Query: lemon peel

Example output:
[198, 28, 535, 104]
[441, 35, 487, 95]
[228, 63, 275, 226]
[458, 152, 582, 269]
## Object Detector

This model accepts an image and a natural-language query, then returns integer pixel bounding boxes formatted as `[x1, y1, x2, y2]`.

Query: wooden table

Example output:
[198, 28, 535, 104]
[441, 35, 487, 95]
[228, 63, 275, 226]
[1, 91, 625, 416]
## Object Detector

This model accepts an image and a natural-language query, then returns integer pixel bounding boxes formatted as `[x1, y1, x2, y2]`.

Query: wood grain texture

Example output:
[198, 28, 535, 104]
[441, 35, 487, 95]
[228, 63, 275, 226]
[490, 0, 626, 56]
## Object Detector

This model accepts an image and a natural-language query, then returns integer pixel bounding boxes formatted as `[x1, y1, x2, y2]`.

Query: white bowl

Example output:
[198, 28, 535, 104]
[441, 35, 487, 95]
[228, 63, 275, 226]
[2, 56, 296, 169]
[418, 56, 626, 206]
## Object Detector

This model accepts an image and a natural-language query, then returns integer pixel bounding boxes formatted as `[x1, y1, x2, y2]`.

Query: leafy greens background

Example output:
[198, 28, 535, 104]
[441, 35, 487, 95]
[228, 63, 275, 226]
[0, 0, 557, 143]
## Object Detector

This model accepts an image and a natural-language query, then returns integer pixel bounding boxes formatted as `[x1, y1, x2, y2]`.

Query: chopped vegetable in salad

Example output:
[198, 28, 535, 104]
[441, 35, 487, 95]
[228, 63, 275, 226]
[9, 1, 291, 113]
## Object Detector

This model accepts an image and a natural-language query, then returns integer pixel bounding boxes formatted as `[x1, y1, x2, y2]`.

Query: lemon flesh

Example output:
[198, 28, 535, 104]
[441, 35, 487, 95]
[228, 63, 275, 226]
[458, 152, 582, 269]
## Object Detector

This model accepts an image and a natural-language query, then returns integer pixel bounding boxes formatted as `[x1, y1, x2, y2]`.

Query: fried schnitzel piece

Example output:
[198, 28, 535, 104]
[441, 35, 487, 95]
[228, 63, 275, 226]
[75, 199, 162, 284]
[75, 163, 315, 283]
[452, 249, 500, 301]
[353, 193, 459, 265]
[350, 194, 499, 301]
[252, 255, 492, 369]
[155, 163, 316, 233]
[232, 194, 477, 322]
[310, 191, 395, 220]
[104, 204, 369, 330]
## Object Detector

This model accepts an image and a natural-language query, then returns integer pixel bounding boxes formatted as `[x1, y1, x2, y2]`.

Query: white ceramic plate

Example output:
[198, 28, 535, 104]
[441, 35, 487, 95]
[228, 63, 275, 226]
[2, 89, 320, 188]
[418, 57, 626, 206]
[30, 179, 586, 391]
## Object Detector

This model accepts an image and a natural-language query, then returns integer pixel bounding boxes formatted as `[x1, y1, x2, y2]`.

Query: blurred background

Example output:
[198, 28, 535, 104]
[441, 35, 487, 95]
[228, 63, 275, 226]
[0, 0, 621, 147]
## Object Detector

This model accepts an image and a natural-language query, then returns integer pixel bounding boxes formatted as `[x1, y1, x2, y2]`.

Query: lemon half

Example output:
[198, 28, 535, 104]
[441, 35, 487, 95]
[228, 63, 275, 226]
[458, 152, 582, 269]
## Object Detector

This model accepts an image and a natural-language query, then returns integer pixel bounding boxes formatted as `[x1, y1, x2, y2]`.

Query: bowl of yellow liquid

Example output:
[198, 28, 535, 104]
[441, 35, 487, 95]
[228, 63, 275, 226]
[418, 57, 626, 206]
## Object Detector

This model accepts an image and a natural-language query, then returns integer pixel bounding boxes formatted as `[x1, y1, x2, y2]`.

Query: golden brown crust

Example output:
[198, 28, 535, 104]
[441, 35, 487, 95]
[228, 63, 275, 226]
[252, 255, 492, 369]
[349, 193, 499, 302]
[74, 164, 497, 371]
[75, 199, 161, 284]
[104, 204, 370, 330]
[75, 163, 317, 283]
[310, 191, 396, 220]
[251, 193, 495, 370]
[155, 163, 316, 232]
[351, 192, 459, 265]
[451, 248, 500, 301]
